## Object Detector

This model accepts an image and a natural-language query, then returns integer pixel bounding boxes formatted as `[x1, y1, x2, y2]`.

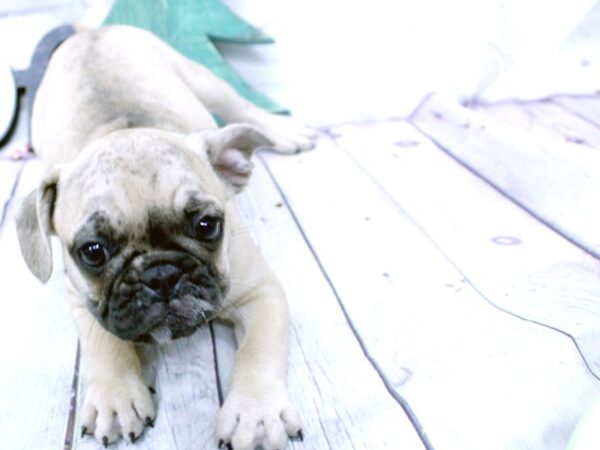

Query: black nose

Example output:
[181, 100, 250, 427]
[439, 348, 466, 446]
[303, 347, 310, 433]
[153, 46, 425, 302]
[143, 264, 182, 295]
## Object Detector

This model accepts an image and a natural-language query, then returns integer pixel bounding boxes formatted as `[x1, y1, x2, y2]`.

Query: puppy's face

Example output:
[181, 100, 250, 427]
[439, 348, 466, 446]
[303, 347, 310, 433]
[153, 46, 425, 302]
[17, 126, 272, 343]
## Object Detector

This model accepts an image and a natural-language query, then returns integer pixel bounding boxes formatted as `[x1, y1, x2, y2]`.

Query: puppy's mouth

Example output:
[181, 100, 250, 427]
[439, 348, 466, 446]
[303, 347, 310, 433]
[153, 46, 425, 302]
[97, 251, 227, 343]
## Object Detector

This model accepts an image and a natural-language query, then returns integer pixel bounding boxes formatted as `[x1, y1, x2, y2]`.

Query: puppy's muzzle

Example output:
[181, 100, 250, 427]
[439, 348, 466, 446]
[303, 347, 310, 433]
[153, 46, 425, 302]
[104, 252, 224, 343]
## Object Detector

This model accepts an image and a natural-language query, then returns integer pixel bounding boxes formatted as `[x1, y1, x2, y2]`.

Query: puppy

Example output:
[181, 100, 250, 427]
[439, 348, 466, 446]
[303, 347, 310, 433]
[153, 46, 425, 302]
[15, 25, 315, 450]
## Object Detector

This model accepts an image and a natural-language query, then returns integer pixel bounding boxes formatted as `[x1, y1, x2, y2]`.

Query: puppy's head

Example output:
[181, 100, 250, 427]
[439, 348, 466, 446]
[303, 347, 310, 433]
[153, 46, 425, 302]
[16, 125, 272, 343]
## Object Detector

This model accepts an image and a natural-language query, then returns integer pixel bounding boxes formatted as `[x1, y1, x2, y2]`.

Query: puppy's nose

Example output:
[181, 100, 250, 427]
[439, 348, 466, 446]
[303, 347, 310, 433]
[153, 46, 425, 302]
[143, 264, 182, 295]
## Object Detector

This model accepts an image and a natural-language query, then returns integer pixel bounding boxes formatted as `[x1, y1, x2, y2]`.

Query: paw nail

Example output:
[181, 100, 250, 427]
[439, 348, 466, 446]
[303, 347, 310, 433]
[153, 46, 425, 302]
[148, 386, 156, 394]
[218, 439, 224, 449]
[102, 436, 108, 448]
[145, 417, 154, 428]
[81, 426, 87, 438]
[129, 432, 137, 443]
[234, 160, 253, 173]
[226, 443, 233, 450]
[296, 429, 304, 441]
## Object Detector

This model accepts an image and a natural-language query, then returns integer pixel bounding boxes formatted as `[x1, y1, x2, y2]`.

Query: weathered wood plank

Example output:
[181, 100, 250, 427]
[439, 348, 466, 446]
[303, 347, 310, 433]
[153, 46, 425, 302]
[0, 158, 78, 450]
[335, 118, 600, 373]
[553, 95, 600, 128]
[332, 119, 600, 444]
[260, 131, 600, 450]
[225, 157, 428, 450]
[74, 328, 221, 450]
[412, 93, 600, 258]
[472, 99, 600, 149]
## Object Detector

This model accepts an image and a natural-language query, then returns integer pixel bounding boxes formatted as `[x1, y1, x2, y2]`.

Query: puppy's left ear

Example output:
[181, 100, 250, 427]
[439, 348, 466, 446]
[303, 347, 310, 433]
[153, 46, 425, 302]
[15, 166, 62, 283]
[189, 124, 273, 193]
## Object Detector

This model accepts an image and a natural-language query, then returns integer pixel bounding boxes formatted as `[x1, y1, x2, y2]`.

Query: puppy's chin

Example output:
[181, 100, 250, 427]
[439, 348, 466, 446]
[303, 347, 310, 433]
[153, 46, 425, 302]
[97, 251, 226, 343]
[148, 325, 175, 345]
[144, 319, 205, 344]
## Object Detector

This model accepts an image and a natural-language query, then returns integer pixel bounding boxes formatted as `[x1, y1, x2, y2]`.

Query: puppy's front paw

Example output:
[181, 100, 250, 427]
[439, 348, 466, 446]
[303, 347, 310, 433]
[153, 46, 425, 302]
[255, 113, 318, 154]
[80, 374, 156, 446]
[218, 385, 302, 450]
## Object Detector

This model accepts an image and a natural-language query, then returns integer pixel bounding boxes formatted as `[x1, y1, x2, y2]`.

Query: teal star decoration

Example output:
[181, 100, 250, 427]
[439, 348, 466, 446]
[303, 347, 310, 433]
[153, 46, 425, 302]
[103, 0, 284, 113]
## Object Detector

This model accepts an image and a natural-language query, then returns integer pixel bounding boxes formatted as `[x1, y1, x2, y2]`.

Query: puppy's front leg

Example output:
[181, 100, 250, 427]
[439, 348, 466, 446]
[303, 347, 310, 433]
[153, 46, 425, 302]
[68, 287, 155, 445]
[218, 280, 302, 450]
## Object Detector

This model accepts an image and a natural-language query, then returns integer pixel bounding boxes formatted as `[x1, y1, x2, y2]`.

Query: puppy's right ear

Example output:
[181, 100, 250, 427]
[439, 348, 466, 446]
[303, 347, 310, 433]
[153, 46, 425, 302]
[187, 124, 274, 194]
[15, 166, 62, 283]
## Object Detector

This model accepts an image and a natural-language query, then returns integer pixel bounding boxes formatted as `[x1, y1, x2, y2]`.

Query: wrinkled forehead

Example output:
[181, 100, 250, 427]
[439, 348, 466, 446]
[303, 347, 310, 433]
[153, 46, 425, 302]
[67, 191, 224, 248]
[54, 131, 226, 240]
[64, 131, 218, 193]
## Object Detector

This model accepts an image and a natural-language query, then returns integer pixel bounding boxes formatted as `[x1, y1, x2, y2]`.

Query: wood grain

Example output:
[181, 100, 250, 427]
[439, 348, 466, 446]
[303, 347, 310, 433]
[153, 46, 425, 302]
[472, 99, 600, 149]
[553, 95, 600, 128]
[260, 131, 600, 450]
[412, 93, 600, 258]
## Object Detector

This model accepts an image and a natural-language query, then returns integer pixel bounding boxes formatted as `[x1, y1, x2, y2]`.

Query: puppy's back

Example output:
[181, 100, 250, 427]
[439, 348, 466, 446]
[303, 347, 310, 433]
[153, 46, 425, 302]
[32, 25, 215, 169]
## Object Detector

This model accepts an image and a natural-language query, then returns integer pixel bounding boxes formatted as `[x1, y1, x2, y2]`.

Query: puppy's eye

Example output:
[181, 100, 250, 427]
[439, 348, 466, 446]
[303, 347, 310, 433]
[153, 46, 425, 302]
[79, 242, 110, 268]
[192, 214, 223, 242]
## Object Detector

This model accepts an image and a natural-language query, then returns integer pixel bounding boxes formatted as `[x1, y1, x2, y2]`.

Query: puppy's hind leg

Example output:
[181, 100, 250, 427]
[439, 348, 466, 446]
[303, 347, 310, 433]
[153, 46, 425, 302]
[170, 53, 318, 154]
[68, 287, 156, 445]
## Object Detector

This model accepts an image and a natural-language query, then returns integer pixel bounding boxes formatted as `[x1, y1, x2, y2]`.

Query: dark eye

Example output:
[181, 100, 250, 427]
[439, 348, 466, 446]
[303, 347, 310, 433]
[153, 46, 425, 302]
[193, 215, 223, 242]
[79, 242, 110, 269]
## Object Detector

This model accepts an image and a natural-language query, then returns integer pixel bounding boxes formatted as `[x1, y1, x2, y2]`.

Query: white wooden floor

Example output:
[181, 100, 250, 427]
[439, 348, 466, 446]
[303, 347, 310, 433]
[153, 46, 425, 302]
[2, 92, 600, 450]
[2, 2, 600, 449]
